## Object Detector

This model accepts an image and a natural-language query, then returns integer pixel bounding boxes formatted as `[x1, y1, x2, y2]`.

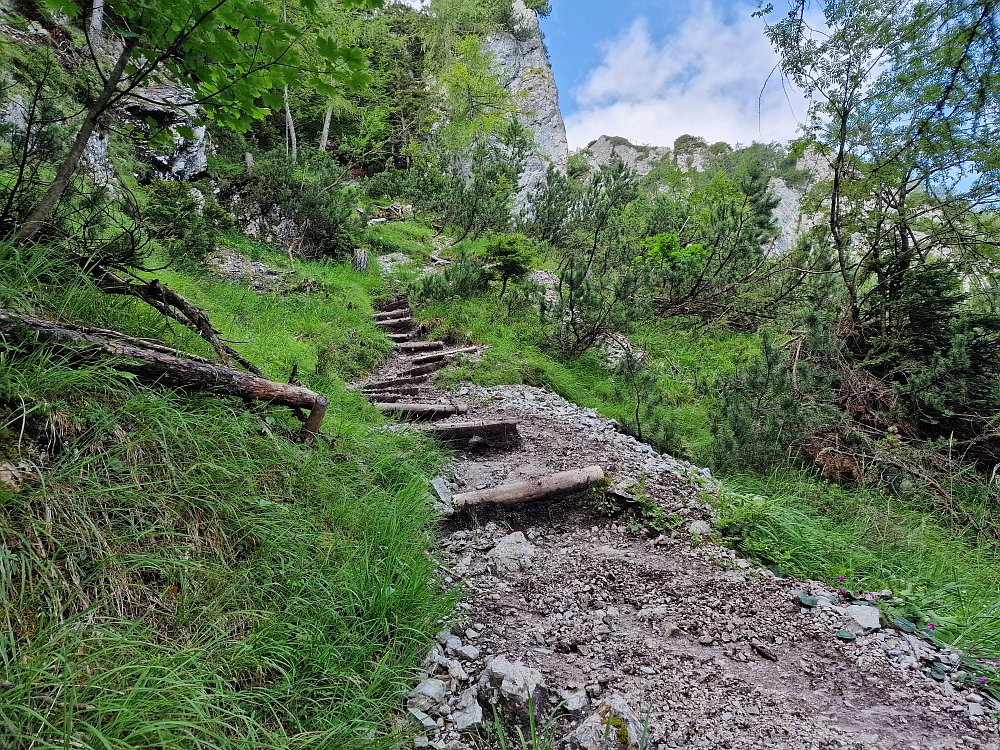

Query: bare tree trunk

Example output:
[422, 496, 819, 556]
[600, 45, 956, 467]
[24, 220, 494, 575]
[0, 310, 329, 436]
[284, 85, 297, 163]
[318, 103, 333, 151]
[15, 39, 136, 242]
[90, 0, 105, 38]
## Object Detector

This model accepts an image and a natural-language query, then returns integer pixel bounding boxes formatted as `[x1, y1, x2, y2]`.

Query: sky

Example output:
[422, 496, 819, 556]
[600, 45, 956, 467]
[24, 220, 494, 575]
[538, 0, 810, 151]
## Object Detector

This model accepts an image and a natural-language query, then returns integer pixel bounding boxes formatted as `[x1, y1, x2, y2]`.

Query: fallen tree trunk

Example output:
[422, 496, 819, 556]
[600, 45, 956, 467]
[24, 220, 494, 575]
[374, 403, 468, 420]
[1, 311, 328, 435]
[452, 466, 605, 507]
[417, 420, 520, 447]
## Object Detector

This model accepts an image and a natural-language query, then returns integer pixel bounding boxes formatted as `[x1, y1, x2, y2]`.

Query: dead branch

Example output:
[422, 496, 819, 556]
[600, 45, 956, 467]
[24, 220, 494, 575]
[1, 310, 327, 436]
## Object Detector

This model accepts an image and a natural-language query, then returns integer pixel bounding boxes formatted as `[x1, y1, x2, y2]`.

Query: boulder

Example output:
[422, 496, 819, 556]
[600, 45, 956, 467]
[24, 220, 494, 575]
[844, 604, 881, 634]
[487, 531, 535, 572]
[478, 655, 548, 717]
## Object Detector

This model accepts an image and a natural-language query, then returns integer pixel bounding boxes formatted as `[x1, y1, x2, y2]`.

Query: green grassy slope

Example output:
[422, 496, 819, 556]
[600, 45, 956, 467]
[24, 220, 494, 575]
[0, 241, 450, 748]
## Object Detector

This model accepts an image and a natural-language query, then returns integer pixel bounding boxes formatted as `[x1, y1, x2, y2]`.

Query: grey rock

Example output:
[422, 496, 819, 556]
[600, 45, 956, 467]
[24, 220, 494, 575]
[452, 688, 483, 730]
[970, 702, 985, 719]
[408, 678, 448, 713]
[478, 655, 547, 716]
[123, 84, 208, 181]
[578, 135, 670, 178]
[444, 658, 468, 681]
[431, 477, 453, 504]
[408, 707, 438, 731]
[558, 687, 590, 712]
[688, 520, 712, 536]
[456, 644, 481, 661]
[564, 694, 643, 749]
[482, 0, 568, 196]
[845, 604, 882, 634]
[486, 531, 535, 572]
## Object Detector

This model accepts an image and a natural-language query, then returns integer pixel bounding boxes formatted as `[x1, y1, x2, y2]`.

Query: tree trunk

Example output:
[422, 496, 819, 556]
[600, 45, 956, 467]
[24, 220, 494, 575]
[1, 310, 328, 435]
[90, 0, 104, 37]
[284, 86, 297, 163]
[451, 466, 605, 507]
[319, 103, 333, 151]
[15, 39, 136, 242]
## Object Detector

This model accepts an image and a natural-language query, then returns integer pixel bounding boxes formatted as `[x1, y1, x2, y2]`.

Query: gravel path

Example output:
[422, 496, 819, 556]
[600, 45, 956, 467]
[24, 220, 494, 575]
[356, 295, 1000, 750]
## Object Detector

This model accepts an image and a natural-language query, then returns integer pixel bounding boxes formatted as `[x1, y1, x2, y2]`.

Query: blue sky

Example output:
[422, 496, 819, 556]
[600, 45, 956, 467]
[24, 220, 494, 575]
[538, 0, 808, 149]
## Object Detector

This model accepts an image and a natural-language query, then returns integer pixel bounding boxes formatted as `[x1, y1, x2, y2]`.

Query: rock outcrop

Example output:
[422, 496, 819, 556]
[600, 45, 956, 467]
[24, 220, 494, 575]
[483, 0, 569, 191]
[579, 135, 671, 178]
[123, 84, 208, 181]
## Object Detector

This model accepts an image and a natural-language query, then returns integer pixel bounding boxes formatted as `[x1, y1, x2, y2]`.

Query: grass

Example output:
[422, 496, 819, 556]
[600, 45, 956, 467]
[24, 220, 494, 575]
[0, 241, 453, 748]
[719, 471, 1000, 676]
[364, 221, 436, 260]
[418, 292, 755, 464]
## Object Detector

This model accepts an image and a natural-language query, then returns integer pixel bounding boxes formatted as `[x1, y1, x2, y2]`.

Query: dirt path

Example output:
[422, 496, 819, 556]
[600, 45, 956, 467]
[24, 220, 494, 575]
[356, 298, 1000, 750]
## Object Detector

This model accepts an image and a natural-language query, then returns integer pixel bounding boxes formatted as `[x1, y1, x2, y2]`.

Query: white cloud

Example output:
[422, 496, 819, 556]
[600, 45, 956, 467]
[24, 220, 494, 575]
[565, 4, 808, 150]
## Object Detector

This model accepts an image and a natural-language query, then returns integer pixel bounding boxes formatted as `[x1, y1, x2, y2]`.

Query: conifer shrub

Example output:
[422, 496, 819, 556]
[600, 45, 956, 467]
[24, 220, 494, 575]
[410, 250, 489, 302]
[144, 180, 234, 268]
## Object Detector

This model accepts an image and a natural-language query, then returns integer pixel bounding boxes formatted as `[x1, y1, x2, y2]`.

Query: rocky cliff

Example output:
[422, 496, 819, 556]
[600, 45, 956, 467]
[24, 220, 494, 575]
[483, 0, 569, 189]
[579, 135, 671, 178]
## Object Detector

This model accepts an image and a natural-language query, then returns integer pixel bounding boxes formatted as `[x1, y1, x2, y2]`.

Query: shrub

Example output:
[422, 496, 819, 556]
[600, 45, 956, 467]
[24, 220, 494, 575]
[482, 233, 534, 294]
[144, 180, 234, 268]
[221, 154, 360, 260]
[410, 251, 489, 303]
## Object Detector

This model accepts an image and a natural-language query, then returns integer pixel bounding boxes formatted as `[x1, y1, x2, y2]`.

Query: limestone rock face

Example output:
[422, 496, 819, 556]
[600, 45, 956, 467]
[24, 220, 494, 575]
[483, 0, 568, 191]
[123, 84, 208, 181]
[581, 135, 670, 178]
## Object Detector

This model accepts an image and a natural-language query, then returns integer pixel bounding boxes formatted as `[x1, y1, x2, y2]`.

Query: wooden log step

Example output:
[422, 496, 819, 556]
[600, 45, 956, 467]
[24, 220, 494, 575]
[369, 393, 404, 403]
[377, 318, 414, 331]
[363, 375, 431, 391]
[374, 403, 469, 420]
[376, 314, 413, 326]
[407, 346, 479, 366]
[387, 332, 417, 342]
[374, 307, 410, 321]
[417, 420, 520, 448]
[405, 361, 448, 377]
[396, 340, 445, 353]
[452, 466, 605, 508]
[375, 299, 410, 313]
